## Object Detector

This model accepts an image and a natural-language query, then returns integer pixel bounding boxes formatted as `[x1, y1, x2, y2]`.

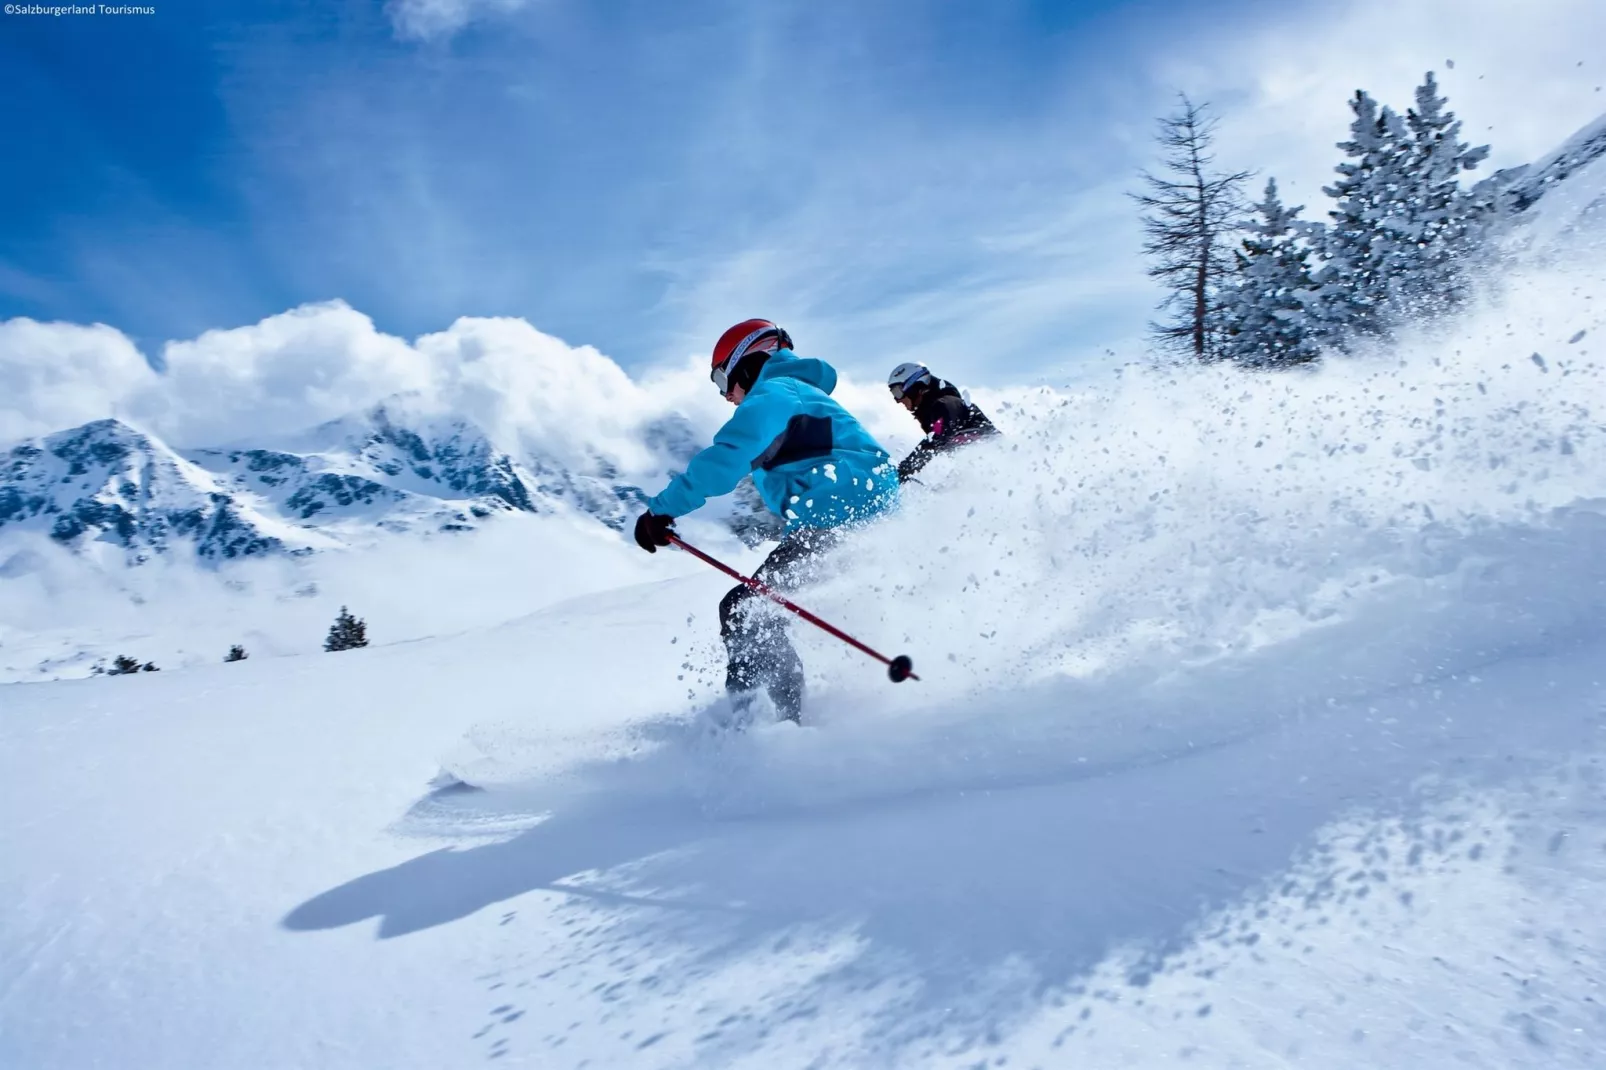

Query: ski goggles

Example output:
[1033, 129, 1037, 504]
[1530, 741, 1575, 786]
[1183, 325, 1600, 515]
[710, 328, 780, 395]
[888, 368, 928, 402]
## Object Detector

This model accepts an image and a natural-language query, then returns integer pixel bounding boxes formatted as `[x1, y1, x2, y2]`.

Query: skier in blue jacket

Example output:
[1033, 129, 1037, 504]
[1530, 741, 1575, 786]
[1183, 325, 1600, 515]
[634, 318, 898, 723]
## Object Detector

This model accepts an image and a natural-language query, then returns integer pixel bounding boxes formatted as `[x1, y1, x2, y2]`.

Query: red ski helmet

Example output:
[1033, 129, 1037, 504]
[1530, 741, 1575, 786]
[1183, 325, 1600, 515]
[710, 318, 792, 395]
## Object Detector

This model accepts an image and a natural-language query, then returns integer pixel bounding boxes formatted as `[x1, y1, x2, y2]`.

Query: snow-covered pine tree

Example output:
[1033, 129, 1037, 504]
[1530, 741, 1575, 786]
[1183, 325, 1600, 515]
[106, 655, 159, 675]
[1133, 96, 1251, 362]
[108, 654, 142, 676]
[1398, 71, 1491, 315]
[1318, 76, 1492, 345]
[1316, 90, 1415, 342]
[1218, 179, 1323, 367]
[324, 607, 369, 652]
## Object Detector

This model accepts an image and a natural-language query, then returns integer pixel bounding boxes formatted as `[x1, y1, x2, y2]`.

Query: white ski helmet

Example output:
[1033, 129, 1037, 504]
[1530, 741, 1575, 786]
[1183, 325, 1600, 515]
[887, 362, 932, 402]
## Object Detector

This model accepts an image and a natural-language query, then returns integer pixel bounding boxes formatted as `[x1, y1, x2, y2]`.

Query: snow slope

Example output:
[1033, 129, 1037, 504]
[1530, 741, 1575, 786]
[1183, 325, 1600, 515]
[0, 505, 707, 684]
[4, 246, 1606, 1068]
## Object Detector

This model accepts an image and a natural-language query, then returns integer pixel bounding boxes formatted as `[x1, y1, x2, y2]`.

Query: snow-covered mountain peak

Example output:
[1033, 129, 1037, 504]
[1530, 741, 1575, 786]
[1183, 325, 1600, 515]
[0, 418, 306, 564]
[0, 387, 741, 576]
[298, 398, 652, 529]
[202, 401, 544, 523]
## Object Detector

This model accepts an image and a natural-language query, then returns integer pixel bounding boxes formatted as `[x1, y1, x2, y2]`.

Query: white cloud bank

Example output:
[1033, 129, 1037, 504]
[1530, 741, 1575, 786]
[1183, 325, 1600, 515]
[0, 319, 161, 444]
[152, 302, 433, 447]
[0, 302, 923, 474]
[0, 303, 708, 456]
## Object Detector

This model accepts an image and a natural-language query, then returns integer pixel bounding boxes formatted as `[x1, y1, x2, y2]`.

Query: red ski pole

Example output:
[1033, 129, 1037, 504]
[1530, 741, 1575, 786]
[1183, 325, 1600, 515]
[667, 534, 918, 683]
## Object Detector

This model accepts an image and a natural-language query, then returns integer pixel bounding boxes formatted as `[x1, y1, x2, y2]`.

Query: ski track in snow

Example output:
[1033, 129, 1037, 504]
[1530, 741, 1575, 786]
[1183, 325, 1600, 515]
[4, 247, 1606, 1065]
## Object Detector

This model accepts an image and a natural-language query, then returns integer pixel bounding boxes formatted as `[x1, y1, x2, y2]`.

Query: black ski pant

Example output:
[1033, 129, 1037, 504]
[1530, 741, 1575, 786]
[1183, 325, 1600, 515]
[717, 526, 839, 722]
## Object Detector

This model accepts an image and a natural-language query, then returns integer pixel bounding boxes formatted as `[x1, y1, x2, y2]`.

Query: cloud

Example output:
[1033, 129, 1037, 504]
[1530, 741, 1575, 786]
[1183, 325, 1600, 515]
[151, 302, 726, 469]
[0, 297, 940, 492]
[385, 0, 531, 41]
[0, 318, 160, 445]
[653, 0, 1604, 388]
[156, 301, 434, 448]
[0, 302, 738, 481]
[75, 0, 1591, 400]
[10, 0, 1601, 425]
[1156, 0, 1606, 202]
[414, 315, 679, 474]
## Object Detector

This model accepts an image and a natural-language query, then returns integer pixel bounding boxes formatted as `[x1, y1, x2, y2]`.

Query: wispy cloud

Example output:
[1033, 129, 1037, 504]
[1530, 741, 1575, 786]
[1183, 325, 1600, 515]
[5, 0, 1601, 398]
[653, 0, 1605, 387]
[1157, 0, 1606, 202]
[386, 0, 533, 41]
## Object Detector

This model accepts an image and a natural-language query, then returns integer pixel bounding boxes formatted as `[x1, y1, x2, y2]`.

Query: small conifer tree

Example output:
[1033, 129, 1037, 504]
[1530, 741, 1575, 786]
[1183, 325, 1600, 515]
[1316, 74, 1489, 342]
[324, 606, 369, 652]
[1218, 179, 1323, 367]
[1398, 71, 1491, 315]
[1317, 89, 1412, 340]
[108, 654, 142, 676]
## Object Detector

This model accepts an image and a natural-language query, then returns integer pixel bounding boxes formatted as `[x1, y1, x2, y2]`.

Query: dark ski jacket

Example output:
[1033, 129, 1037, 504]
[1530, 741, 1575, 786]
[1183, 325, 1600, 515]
[895, 380, 999, 483]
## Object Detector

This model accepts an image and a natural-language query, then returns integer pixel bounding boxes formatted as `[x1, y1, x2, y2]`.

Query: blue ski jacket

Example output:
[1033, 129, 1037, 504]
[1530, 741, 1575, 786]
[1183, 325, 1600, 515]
[647, 350, 898, 531]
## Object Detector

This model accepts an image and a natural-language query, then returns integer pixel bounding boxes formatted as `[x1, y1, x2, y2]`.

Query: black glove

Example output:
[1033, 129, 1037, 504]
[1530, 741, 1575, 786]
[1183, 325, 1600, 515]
[895, 447, 930, 484]
[633, 511, 676, 553]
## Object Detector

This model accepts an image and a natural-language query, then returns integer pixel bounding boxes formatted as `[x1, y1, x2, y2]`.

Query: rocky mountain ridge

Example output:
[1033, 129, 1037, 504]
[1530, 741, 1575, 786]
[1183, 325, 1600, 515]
[0, 403, 690, 565]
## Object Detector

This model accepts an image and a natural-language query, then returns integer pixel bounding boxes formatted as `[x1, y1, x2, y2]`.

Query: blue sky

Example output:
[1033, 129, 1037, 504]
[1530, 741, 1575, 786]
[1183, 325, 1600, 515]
[2, 0, 1602, 387]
